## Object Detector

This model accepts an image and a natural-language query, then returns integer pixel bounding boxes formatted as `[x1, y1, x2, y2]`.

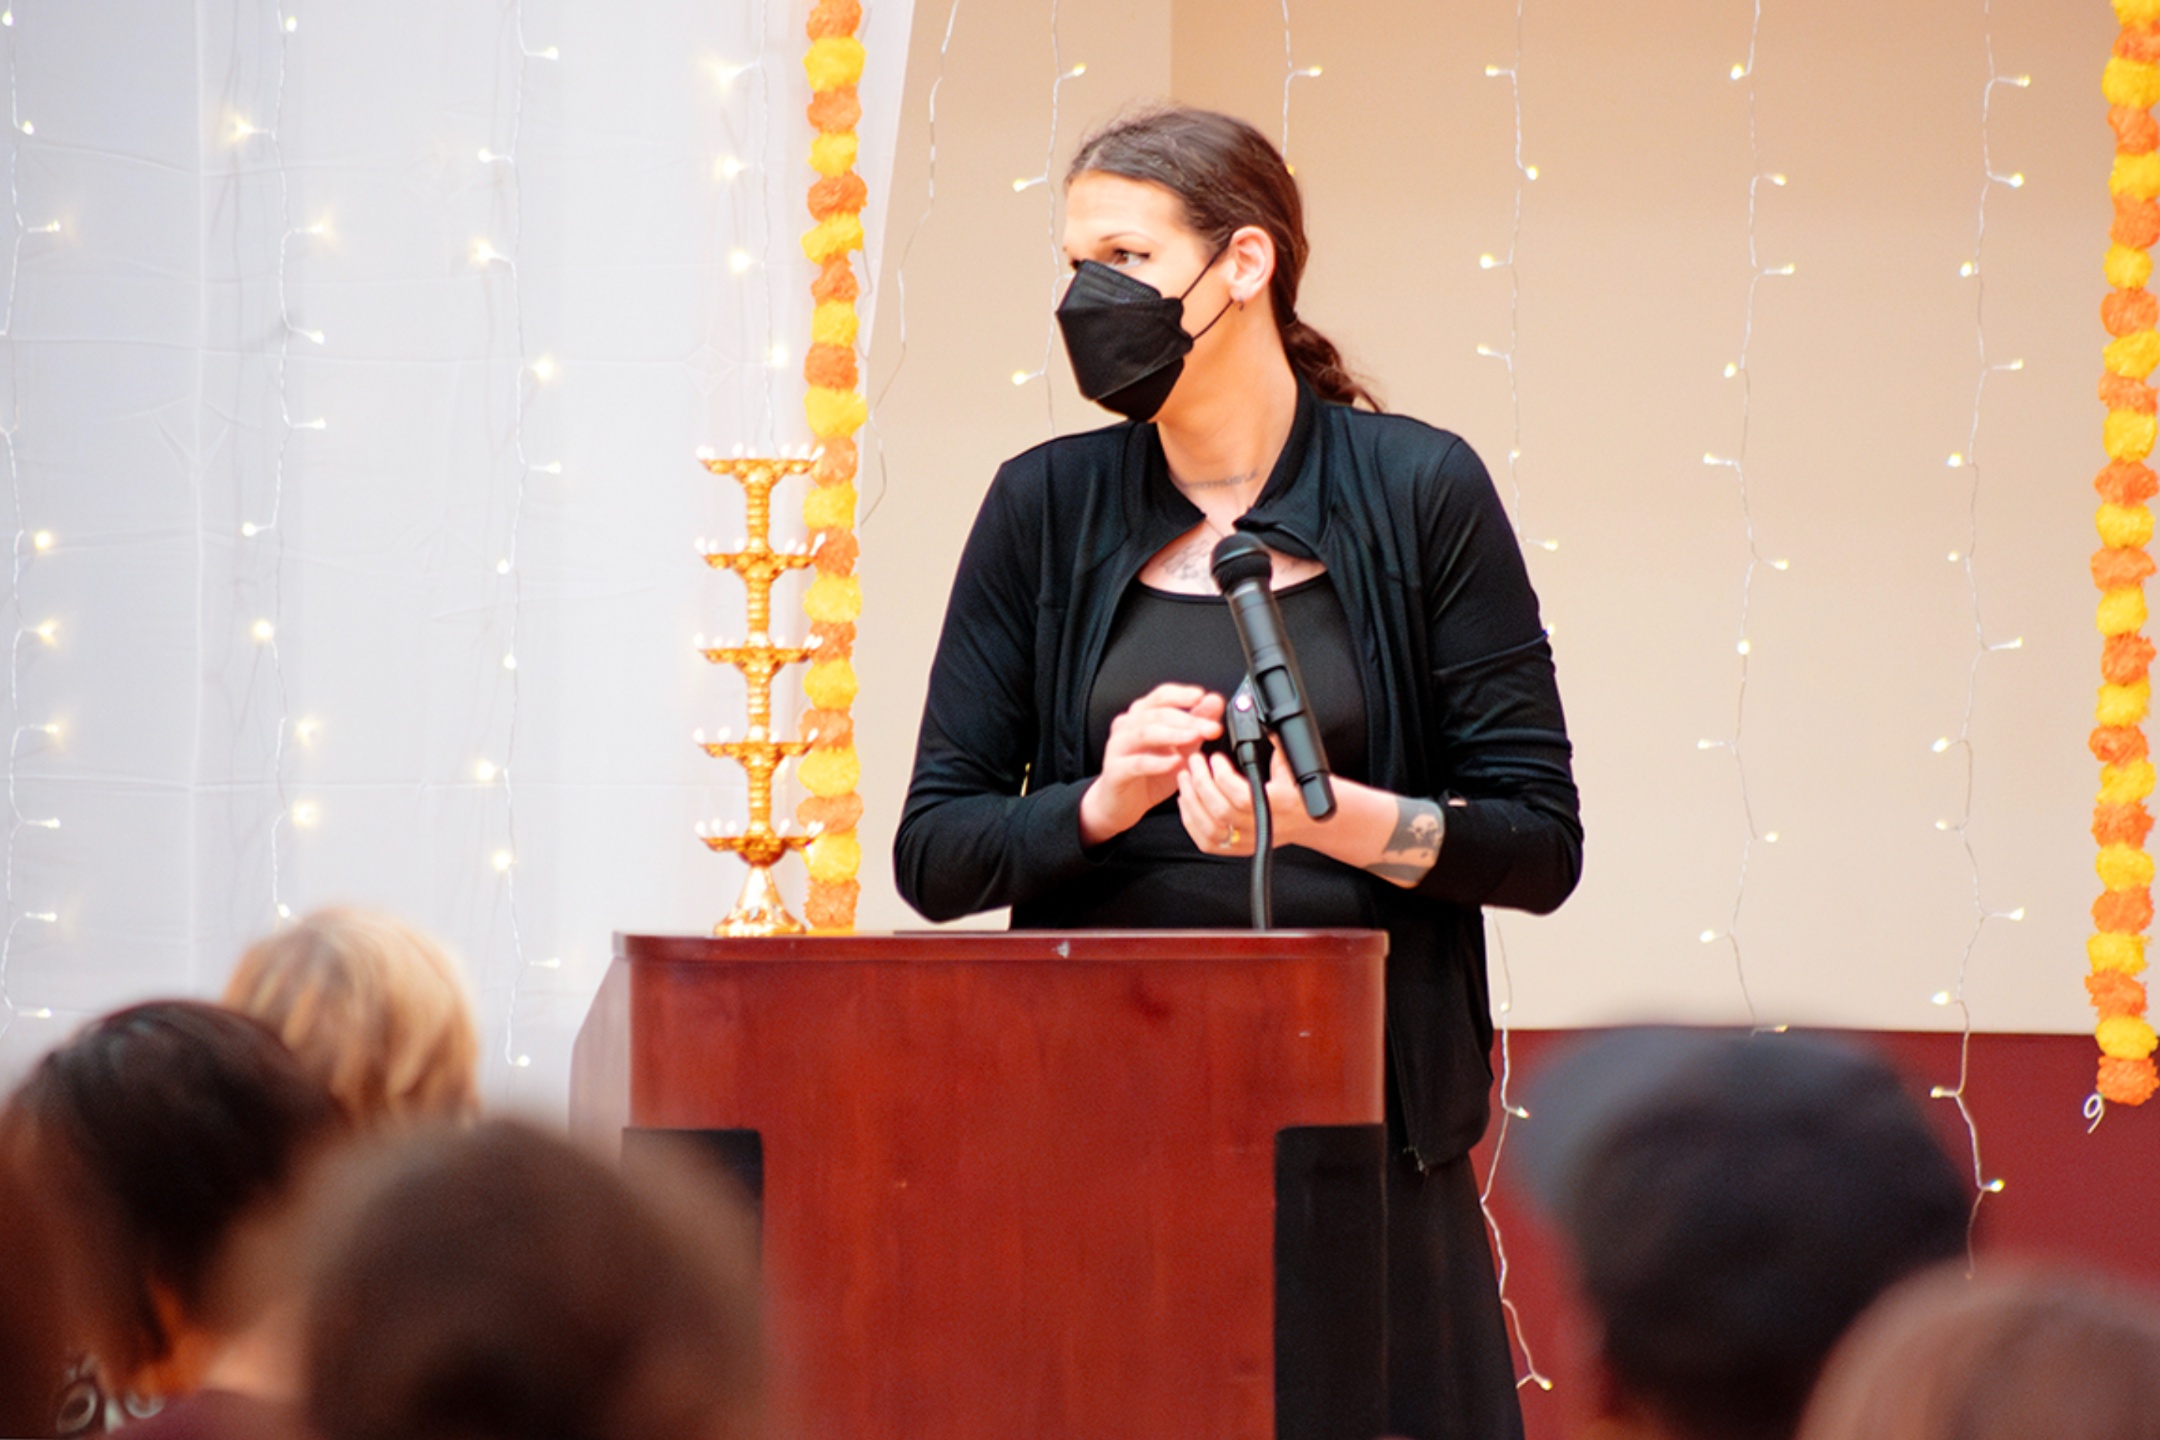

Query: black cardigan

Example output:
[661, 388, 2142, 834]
[895, 385, 1582, 1162]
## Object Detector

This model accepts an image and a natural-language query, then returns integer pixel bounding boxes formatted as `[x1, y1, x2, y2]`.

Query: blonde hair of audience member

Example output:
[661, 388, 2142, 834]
[224, 906, 479, 1127]
[1796, 1265, 2160, 1440]
[307, 1121, 766, 1440]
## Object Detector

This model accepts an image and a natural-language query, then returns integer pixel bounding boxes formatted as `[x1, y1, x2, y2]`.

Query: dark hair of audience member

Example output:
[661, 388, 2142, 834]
[1797, 1266, 2160, 1440]
[1533, 1030, 1971, 1440]
[306, 1120, 765, 1440]
[0, 1145, 71, 1436]
[0, 1000, 348, 1393]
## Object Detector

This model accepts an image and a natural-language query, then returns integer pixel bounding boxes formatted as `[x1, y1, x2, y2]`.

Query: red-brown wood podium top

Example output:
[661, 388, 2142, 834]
[575, 929, 1387, 1440]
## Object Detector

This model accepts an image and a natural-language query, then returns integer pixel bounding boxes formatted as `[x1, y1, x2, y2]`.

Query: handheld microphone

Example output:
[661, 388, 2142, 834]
[1209, 533, 1336, 821]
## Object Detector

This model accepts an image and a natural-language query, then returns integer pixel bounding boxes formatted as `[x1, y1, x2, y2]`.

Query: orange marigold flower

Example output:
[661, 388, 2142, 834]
[806, 85, 861, 134]
[2118, 27, 2160, 64]
[2098, 1054, 2160, 1105]
[2117, 194, 2160, 250]
[813, 530, 860, 574]
[2094, 726, 2152, 765]
[2106, 288, 2160, 337]
[2103, 372, 2160, 414]
[2088, 970, 2149, 1018]
[2115, 103, 2160, 154]
[806, 878, 862, 931]
[2095, 886, 2156, 933]
[796, 791, 864, 832]
[811, 257, 859, 305]
[803, 342, 859, 391]
[2097, 459, 2160, 504]
[808, 173, 869, 221]
[2096, 800, 2158, 848]
[2105, 630, 2160, 684]
[812, 435, 858, 487]
[2095, 546, 2160, 592]
[810, 620, 856, 653]
[806, 0, 863, 39]
[799, 709, 857, 751]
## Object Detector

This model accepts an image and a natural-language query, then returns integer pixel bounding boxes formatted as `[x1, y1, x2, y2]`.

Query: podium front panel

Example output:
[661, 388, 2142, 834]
[600, 929, 1387, 1440]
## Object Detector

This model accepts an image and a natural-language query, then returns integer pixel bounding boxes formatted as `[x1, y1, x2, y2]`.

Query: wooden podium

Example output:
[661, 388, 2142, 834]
[571, 930, 1389, 1440]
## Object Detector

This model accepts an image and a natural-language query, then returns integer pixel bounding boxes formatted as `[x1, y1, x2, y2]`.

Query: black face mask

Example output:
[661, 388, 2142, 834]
[1054, 249, 1232, 421]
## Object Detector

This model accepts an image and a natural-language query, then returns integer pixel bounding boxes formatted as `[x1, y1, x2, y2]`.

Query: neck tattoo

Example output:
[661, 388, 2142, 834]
[1171, 467, 1259, 494]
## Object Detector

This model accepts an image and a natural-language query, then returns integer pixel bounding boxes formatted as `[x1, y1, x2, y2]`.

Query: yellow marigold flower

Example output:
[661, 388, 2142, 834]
[2116, 151, 2160, 202]
[2092, 931, 2151, 974]
[811, 300, 859, 348]
[805, 573, 863, 625]
[797, 740, 861, 796]
[804, 482, 857, 532]
[2100, 502, 2157, 549]
[2102, 758, 2159, 806]
[2107, 408, 2160, 462]
[2109, 243, 2157, 292]
[2101, 680, 2155, 729]
[805, 830, 863, 884]
[2099, 585, 2150, 636]
[801, 213, 866, 264]
[809, 131, 859, 178]
[2099, 1013, 2160, 1059]
[804, 36, 867, 91]
[2106, 56, 2160, 112]
[2119, 0, 2160, 28]
[2105, 330, 2160, 381]
[804, 385, 868, 440]
[2100, 843, 2158, 892]
[803, 658, 859, 713]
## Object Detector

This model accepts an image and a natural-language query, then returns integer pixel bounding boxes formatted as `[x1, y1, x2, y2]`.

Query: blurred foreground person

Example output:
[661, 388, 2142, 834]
[1522, 1029, 1970, 1440]
[307, 1120, 765, 1440]
[224, 906, 479, 1128]
[1, 1000, 346, 1437]
[0, 1140, 72, 1436]
[1798, 1267, 2160, 1440]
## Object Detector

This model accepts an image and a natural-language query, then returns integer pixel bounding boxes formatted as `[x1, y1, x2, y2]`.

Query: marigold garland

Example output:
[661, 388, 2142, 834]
[795, 0, 867, 931]
[2093, 0, 2160, 1106]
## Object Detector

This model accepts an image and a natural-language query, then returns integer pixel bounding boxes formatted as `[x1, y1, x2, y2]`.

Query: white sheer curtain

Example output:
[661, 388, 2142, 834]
[0, 0, 910, 1111]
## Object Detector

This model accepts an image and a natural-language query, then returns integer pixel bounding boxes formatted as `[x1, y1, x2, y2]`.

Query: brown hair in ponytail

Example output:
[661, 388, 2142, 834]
[1065, 105, 1382, 411]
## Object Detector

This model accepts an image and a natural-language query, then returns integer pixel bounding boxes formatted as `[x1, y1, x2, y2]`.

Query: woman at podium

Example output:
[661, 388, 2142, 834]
[896, 105, 1581, 1440]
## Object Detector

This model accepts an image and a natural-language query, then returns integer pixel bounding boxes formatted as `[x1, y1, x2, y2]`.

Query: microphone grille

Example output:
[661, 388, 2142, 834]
[1209, 532, 1273, 591]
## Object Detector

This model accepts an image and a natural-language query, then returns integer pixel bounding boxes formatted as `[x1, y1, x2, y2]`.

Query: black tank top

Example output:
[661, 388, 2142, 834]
[1068, 573, 1375, 929]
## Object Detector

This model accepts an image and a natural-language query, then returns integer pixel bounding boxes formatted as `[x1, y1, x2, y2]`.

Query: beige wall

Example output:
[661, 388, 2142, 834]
[859, 0, 2116, 1034]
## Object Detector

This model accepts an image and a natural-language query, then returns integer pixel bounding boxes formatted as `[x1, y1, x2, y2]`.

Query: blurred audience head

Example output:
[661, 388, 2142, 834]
[0, 1000, 347, 1398]
[1798, 1266, 2160, 1440]
[0, 1141, 70, 1435]
[306, 1119, 765, 1440]
[1523, 1028, 1970, 1440]
[224, 906, 479, 1128]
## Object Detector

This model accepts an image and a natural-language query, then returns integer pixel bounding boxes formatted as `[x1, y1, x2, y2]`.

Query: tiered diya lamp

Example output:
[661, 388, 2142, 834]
[694, 452, 820, 936]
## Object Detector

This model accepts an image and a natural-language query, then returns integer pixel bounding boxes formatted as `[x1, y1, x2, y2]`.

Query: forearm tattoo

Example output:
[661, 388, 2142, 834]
[1366, 797, 1444, 886]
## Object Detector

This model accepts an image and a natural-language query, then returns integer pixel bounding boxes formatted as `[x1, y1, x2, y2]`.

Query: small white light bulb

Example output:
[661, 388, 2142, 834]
[492, 849, 514, 872]
[501, 653, 517, 671]
[529, 355, 557, 381]
[251, 619, 275, 643]
[30, 530, 52, 551]
[474, 760, 499, 784]
[34, 620, 56, 645]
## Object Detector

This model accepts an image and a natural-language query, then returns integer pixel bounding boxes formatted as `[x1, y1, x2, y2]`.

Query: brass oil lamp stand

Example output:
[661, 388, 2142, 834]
[695, 453, 819, 936]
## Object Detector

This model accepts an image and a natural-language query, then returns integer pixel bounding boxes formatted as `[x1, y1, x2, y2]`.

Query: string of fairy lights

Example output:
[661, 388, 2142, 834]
[865, 0, 962, 526]
[0, 1, 59, 1039]
[1010, 0, 1084, 431]
[1692, 0, 1793, 1030]
[1926, 0, 2029, 1220]
[479, 2, 561, 1076]
[233, 0, 308, 927]
[1469, 0, 1550, 1394]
